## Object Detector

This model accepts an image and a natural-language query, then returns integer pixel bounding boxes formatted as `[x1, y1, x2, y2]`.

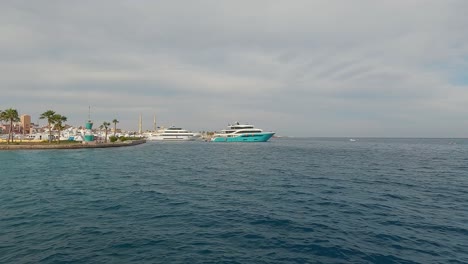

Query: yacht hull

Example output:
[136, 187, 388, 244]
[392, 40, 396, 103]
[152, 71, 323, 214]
[148, 136, 198, 141]
[211, 132, 275, 142]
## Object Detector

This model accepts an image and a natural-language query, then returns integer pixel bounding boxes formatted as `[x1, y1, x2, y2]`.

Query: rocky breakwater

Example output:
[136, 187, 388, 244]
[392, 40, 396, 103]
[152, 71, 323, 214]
[0, 140, 146, 150]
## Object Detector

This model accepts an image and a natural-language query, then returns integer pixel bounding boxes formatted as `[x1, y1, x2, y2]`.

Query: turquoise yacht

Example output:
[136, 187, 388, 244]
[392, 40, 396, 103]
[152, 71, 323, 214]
[211, 123, 275, 142]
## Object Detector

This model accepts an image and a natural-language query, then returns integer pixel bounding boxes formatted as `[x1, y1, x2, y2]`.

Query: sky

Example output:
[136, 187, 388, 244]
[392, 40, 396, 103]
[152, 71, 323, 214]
[1, 0, 468, 137]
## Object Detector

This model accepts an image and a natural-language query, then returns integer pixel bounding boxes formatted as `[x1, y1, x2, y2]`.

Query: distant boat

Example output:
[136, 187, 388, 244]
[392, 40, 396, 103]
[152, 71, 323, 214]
[349, 138, 357, 142]
[147, 126, 200, 141]
[211, 122, 275, 142]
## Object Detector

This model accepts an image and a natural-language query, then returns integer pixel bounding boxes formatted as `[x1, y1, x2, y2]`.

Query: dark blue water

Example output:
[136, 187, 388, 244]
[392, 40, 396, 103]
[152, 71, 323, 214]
[1, 138, 467, 263]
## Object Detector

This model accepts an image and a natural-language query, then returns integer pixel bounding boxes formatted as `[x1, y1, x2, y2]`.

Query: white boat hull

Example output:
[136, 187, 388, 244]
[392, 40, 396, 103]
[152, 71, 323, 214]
[147, 135, 199, 141]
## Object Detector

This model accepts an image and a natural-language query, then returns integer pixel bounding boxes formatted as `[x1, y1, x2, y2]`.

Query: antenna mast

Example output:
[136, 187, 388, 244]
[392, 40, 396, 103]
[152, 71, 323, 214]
[139, 113, 142, 134]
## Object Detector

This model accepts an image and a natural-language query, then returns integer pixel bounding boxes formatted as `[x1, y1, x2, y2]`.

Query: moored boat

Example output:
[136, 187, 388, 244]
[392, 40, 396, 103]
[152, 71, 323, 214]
[147, 126, 200, 141]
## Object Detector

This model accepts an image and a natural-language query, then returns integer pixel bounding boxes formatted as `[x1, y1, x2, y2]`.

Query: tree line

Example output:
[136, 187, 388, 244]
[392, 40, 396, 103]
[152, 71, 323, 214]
[0, 108, 119, 144]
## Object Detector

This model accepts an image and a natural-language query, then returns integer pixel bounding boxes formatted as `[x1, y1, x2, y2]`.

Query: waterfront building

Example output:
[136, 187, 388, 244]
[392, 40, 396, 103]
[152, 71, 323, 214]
[20, 115, 31, 134]
[0, 123, 22, 134]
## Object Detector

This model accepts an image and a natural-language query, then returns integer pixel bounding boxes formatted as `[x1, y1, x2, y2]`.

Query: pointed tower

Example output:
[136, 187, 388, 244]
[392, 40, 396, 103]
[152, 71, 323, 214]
[153, 114, 157, 132]
[138, 113, 142, 134]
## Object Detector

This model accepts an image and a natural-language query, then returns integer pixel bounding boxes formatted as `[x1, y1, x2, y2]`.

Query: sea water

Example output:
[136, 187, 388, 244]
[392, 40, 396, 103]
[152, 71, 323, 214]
[0, 138, 467, 263]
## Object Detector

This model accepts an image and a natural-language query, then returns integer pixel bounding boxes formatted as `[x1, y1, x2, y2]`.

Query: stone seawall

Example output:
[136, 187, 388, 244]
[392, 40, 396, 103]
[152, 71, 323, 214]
[0, 140, 146, 150]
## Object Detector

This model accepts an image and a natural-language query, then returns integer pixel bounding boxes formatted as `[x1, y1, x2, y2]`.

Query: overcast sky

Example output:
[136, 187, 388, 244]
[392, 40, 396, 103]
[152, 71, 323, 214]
[1, 0, 467, 137]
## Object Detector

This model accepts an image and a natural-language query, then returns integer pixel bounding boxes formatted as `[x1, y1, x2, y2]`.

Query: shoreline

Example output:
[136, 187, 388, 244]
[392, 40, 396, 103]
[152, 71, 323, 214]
[0, 140, 146, 150]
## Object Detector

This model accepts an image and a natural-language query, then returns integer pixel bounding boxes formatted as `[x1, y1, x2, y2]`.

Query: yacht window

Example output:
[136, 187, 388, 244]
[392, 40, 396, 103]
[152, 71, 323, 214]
[236, 130, 260, 134]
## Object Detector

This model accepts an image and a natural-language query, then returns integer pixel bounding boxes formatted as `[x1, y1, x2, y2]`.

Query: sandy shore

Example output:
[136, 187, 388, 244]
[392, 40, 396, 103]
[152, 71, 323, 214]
[0, 140, 146, 150]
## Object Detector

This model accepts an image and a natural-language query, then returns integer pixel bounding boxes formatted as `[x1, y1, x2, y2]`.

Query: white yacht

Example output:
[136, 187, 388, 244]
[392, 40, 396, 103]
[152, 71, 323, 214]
[147, 126, 200, 141]
[211, 122, 275, 142]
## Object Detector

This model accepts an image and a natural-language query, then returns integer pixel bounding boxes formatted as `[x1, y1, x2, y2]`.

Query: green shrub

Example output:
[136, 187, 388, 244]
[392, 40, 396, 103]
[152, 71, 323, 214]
[109, 136, 118, 142]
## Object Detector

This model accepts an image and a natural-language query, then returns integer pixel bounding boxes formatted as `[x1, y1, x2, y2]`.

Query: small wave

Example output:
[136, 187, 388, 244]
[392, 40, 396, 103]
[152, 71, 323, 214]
[102, 204, 122, 211]
[110, 242, 134, 249]
[250, 218, 293, 228]
[381, 193, 405, 200]
[363, 253, 419, 264]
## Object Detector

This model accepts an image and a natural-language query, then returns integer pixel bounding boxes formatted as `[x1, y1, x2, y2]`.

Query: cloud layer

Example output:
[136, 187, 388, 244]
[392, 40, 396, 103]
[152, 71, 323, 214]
[1, 0, 468, 137]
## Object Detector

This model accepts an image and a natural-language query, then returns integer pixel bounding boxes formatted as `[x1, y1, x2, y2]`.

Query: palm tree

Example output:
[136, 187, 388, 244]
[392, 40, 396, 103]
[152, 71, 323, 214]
[39, 110, 56, 142]
[112, 119, 119, 137]
[52, 114, 67, 144]
[100, 121, 111, 143]
[0, 108, 20, 144]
